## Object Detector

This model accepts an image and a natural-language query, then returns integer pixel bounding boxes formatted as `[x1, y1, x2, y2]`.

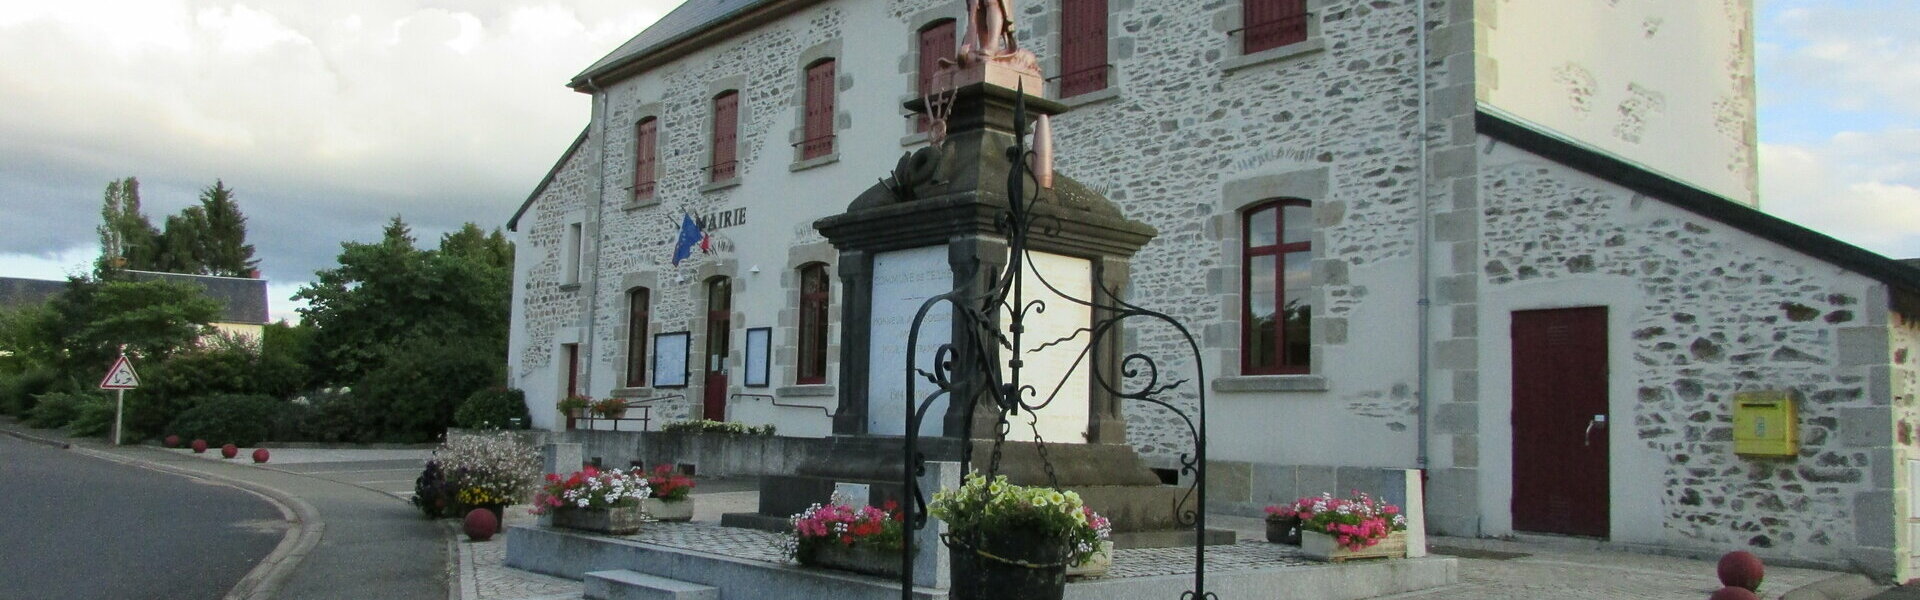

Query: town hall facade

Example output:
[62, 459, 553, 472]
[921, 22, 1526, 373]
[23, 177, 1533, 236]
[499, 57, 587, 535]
[506, 0, 1920, 579]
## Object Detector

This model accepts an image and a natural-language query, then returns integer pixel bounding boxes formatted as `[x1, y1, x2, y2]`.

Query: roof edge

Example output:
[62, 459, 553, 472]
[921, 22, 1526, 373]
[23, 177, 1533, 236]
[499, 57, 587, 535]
[1476, 107, 1920, 304]
[509, 127, 591, 232]
[568, 0, 817, 90]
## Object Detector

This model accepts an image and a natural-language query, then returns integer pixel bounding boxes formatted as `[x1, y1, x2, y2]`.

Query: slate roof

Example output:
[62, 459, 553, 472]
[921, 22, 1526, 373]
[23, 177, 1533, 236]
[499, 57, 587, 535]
[570, 0, 784, 88]
[0, 277, 68, 310]
[1478, 108, 1920, 313]
[122, 270, 271, 325]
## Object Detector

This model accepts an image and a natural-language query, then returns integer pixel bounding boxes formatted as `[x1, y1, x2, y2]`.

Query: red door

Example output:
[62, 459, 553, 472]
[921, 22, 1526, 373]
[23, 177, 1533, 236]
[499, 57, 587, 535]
[564, 344, 580, 430]
[1511, 307, 1609, 537]
[703, 278, 732, 421]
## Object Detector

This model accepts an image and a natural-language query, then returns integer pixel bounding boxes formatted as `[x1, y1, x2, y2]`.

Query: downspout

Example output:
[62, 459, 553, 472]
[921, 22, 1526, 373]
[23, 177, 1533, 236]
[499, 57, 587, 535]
[584, 77, 609, 395]
[1414, 0, 1432, 471]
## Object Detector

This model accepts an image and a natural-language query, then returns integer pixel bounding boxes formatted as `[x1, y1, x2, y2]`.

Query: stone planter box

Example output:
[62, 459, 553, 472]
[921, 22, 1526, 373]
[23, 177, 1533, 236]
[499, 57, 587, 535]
[798, 542, 904, 579]
[1301, 530, 1406, 562]
[551, 504, 643, 535]
[1065, 540, 1113, 578]
[642, 497, 694, 522]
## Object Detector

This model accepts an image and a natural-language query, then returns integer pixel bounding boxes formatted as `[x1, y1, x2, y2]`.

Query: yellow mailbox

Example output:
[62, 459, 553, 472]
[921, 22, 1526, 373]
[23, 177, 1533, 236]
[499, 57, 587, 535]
[1733, 390, 1798, 457]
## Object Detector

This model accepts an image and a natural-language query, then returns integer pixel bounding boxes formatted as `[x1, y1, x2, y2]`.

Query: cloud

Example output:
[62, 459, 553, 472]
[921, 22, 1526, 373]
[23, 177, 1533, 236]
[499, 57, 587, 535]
[1761, 135, 1920, 259]
[0, 0, 676, 303]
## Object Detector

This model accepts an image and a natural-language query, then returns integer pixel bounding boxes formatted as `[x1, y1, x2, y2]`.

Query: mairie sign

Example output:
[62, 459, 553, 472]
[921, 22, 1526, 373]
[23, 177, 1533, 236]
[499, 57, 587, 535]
[99, 356, 139, 390]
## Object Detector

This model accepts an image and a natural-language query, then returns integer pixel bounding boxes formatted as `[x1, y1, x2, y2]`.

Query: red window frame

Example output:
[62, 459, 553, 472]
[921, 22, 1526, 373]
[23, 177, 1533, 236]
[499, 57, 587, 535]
[710, 91, 739, 182]
[916, 19, 956, 132]
[797, 263, 830, 384]
[626, 288, 650, 387]
[1241, 199, 1313, 375]
[1242, 0, 1309, 54]
[633, 117, 658, 200]
[1058, 0, 1109, 98]
[802, 60, 836, 160]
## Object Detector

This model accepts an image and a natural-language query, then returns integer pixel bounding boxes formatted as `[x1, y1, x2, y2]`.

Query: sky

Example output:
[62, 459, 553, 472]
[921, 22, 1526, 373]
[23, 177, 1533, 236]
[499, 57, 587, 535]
[0, 0, 1915, 322]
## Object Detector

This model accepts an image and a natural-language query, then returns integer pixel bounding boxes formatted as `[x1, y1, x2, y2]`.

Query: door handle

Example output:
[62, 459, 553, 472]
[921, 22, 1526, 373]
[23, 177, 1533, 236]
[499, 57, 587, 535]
[1584, 414, 1608, 447]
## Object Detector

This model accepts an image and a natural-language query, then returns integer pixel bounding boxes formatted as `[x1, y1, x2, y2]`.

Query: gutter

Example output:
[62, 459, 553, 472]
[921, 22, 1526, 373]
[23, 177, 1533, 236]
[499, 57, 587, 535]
[1414, 0, 1432, 470]
[583, 77, 609, 395]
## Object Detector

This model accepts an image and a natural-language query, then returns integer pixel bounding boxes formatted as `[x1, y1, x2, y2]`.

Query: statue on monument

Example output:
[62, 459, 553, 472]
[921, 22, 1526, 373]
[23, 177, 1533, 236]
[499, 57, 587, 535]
[955, 0, 1040, 74]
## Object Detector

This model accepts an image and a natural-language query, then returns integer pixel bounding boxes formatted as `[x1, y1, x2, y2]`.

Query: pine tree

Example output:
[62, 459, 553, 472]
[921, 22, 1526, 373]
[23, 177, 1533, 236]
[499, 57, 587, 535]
[197, 180, 258, 277]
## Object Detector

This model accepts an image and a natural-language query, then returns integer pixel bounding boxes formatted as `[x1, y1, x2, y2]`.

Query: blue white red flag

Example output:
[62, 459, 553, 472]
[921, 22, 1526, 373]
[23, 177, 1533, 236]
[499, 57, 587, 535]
[672, 214, 708, 266]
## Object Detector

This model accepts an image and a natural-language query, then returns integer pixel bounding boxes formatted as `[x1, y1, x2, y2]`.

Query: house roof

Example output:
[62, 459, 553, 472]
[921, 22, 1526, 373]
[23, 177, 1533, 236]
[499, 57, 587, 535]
[122, 270, 271, 325]
[0, 277, 67, 310]
[1477, 108, 1920, 314]
[569, 0, 819, 89]
[508, 127, 590, 232]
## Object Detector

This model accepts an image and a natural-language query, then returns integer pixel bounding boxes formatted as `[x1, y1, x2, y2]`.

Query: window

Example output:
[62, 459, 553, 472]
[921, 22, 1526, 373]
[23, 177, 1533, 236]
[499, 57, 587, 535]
[633, 118, 658, 201]
[1242, 0, 1309, 54]
[1058, 0, 1109, 97]
[802, 60, 836, 159]
[1241, 200, 1312, 374]
[626, 288, 650, 387]
[710, 91, 739, 182]
[797, 263, 830, 384]
[916, 19, 956, 132]
[562, 222, 583, 287]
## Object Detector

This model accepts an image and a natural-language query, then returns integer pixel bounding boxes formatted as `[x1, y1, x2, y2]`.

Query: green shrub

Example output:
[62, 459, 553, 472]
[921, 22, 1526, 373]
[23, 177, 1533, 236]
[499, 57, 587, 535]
[65, 397, 116, 437]
[25, 392, 91, 429]
[165, 394, 280, 446]
[358, 336, 504, 442]
[454, 387, 529, 430]
[0, 367, 62, 416]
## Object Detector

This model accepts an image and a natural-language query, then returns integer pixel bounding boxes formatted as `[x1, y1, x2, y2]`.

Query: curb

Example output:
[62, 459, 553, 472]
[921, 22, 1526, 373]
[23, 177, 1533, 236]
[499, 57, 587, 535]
[2, 427, 71, 450]
[1782, 573, 1884, 600]
[59, 443, 325, 600]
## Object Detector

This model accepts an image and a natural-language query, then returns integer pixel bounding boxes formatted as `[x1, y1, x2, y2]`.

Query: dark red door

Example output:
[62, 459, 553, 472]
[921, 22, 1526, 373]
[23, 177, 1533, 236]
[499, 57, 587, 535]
[1511, 307, 1609, 538]
[564, 344, 580, 430]
[703, 278, 732, 421]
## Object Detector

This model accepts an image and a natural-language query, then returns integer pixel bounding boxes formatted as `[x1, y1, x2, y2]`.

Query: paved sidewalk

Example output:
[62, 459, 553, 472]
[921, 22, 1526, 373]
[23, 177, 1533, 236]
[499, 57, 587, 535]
[0, 422, 447, 600]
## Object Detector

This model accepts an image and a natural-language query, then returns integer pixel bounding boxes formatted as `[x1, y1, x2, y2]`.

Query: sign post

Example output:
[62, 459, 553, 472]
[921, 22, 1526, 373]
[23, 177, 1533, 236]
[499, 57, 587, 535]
[99, 348, 140, 446]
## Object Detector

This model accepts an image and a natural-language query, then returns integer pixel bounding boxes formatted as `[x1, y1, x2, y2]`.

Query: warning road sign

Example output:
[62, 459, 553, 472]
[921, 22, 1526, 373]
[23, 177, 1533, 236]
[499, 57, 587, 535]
[99, 356, 139, 390]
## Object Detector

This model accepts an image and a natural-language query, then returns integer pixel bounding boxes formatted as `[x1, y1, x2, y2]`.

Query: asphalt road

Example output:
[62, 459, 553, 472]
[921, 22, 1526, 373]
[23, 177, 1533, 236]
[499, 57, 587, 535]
[0, 435, 285, 600]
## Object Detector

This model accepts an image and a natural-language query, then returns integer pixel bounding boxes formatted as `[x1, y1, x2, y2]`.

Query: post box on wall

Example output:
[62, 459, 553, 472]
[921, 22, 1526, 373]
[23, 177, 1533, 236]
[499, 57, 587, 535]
[1733, 390, 1798, 457]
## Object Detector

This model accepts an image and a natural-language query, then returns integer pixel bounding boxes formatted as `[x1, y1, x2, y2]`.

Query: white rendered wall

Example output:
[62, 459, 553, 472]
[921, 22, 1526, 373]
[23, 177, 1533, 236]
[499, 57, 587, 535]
[1480, 0, 1758, 205]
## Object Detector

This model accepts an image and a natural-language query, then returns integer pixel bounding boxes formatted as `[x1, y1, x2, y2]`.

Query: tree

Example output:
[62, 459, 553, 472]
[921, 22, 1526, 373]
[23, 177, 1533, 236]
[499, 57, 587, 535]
[32, 277, 221, 376]
[95, 177, 161, 274]
[157, 207, 209, 274]
[197, 180, 258, 277]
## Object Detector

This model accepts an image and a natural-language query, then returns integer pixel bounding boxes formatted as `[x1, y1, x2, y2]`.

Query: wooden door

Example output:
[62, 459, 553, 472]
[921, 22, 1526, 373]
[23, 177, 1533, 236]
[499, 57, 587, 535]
[564, 344, 580, 430]
[704, 278, 732, 421]
[1511, 307, 1609, 538]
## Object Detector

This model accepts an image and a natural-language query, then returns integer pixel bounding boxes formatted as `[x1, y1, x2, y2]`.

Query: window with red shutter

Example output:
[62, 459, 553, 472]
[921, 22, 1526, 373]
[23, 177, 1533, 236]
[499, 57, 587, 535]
[1242, 0, 1309, 54]
[797, 263, 829, 384]
[1058, 0, 1108, 98]
[626, 288, 650, 387]
[711, 91, 739, 181]
[633, 118, 657, 200]
[802, 60, 836, 160]
[1241, 199, 1313, 374]
[916, 20, 956, 132]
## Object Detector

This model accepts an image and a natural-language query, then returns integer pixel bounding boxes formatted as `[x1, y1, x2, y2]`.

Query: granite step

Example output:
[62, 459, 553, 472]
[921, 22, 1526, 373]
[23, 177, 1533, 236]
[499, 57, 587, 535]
[583, 569, 718, 600]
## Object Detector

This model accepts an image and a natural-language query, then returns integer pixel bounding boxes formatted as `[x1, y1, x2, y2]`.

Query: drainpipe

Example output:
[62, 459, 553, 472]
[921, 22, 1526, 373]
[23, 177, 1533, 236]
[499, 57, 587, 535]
[1414, 0, 1433, 471]
[584, 77, 609, 395]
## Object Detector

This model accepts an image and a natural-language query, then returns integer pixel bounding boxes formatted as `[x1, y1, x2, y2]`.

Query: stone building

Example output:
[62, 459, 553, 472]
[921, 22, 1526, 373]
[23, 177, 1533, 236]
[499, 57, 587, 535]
[505, 0, 1920, 578]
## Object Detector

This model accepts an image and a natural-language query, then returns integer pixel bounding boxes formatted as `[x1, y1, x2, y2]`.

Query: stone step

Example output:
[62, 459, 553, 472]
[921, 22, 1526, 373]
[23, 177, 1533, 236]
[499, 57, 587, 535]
[583, 570, 718, 600]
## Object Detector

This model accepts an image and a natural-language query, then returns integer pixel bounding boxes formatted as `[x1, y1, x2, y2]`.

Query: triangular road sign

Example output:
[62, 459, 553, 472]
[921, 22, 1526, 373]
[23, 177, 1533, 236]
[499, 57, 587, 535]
[99, 356, 139, 390]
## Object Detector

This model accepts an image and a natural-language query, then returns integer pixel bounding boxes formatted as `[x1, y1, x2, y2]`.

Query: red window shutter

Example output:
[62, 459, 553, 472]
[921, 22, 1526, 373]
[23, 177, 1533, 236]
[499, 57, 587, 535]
[626, 288, 649, 387]
[711, 92, 738, 181]
[1243, 0, 1308, 54]
[797, 264, 829, 384]
[633, 119, 657, 199]
[917, 20, 956, 132]
[1059, 0, 1108, 97]
[803, 60, 836, 160]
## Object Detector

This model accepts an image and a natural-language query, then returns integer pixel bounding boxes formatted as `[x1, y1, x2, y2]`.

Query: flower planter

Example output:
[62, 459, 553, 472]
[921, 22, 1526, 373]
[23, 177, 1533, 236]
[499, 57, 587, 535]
[550, 503, 643, 535]
[1266, 516, 1302, 545]
[1064, 540, 1113, 579]
[642, 497, 694, 522]
[799, 542, 904, 579]
[949, 529, 1070, 600]
[1301, 530, 1406, 562]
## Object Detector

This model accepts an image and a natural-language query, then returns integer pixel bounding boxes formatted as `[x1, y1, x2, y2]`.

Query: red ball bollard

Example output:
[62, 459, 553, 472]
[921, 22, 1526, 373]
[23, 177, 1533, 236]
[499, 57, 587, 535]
[163, 435, 181, 448]
[1708, 586, 1759, 600]
[191, 439, 208, 453]
[251, 448, 270, 463]
[220, 443, 238, 459]
[463, 508, 499, 542]
[1718, 551, 1764, 592]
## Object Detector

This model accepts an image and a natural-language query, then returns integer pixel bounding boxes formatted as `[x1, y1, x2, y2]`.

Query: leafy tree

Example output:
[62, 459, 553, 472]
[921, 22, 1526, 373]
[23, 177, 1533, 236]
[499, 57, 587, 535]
[157, 207, 209, 274]
[94, 178, 259, 277]
[359, 335, 506, 441]
[95, 177, 161, 274]
[32, 277, 221, 376]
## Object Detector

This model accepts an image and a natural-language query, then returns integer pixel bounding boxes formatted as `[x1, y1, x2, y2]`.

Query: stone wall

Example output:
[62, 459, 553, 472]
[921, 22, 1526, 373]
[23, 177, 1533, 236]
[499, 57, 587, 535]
[1892, 314, 1920, 580]
[1476, 140, 1897, 573]
[511, 132, 597, 425]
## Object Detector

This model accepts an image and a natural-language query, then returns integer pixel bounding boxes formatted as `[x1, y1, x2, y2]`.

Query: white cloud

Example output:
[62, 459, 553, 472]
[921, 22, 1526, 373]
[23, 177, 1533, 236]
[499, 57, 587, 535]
[1761, 136, 1920, 259]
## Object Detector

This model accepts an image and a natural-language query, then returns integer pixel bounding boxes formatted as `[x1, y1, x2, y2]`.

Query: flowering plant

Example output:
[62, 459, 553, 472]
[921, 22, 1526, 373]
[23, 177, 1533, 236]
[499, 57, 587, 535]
[928, 473, 1112, 566]
[529, 466, 651, 515]
[1265, 491, 1407, 551]
[786, 496, 907, 563]
[646, 464, 695, 502]
[661, 419, 776, 435]
[556, 395, 591, 414]
[434, 432, 542, 507]
[589, 397, 628, 417]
